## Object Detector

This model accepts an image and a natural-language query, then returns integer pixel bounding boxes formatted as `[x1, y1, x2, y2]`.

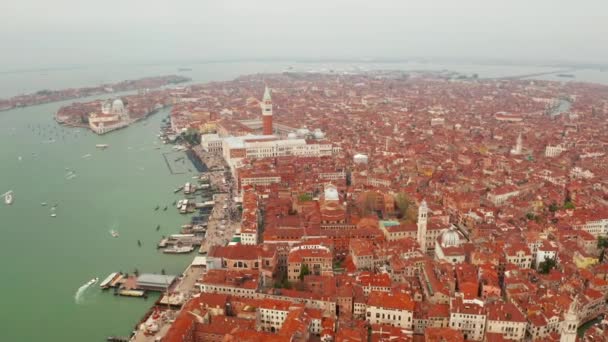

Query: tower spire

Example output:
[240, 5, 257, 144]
[560, 296, 578, 342]
[511, 133, 523, 155]
[261, 86, 273, 135]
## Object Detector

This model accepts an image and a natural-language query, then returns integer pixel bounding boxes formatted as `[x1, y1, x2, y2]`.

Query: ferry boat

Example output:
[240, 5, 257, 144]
[4, 191, 14, 205]
[110, 230, 119, 238]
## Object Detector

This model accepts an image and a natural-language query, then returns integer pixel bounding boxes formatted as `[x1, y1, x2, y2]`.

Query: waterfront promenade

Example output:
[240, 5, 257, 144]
[129, 149, 238, 341]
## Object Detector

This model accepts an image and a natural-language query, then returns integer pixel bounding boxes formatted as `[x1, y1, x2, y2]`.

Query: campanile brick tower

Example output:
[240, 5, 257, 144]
[262, 86, 273, 135]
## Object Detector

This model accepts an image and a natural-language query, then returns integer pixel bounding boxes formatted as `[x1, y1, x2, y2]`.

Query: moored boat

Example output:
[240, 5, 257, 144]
[163, 246, 194, 254]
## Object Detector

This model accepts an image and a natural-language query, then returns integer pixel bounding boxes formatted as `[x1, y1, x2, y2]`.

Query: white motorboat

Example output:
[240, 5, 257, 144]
[86, 277, 99, 286]
[96, 144, 109, 149]
[110, 230, 119, 238]
[51, 213, 57, 218]
[4, 191, 14, 205]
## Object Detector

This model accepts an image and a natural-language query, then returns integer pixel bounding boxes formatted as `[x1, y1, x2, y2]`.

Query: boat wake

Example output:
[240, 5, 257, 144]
[74, 278, 98, 304]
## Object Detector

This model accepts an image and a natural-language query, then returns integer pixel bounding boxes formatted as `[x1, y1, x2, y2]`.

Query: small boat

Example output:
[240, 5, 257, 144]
[163, 206, 168, 211]
[41, 202, 47, 206]
[86, 277, 99, 287]
[137, 240, 142, 247]
[51, 213, 57, 218]
[172, 200, 177, 206]
[4, 191, 14, 205]
[156, 225, 160, 231]
[110, 230, 119, 238]
[154, 205, 160, 211]
[96, 144, 109, 149]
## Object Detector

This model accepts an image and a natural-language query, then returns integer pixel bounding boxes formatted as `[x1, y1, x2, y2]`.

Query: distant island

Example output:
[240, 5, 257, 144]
[55, 89, 179, 134]
[0, 75, 191, 111]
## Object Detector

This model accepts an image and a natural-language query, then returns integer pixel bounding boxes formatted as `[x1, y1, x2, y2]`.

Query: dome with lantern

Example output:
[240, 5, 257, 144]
[440, 227, 461, 248]
[111, 99, 126, 116]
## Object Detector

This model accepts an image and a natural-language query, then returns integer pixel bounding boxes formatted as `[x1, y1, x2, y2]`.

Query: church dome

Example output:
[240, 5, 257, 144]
[111, 99, 125, 114]
[440, 228, 460, 248]
[296, 128, 310, 137]
[324, 186, 339, 201]
[101, 100, 112, 114]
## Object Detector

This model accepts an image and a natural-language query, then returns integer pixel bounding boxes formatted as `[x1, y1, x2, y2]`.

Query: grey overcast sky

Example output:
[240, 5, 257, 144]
[0, 0, 606, 69]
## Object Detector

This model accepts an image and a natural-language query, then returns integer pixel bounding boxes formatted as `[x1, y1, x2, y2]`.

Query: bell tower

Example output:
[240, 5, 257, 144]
[560, 297, 578, 342]
[262, 86, 273, 135]
[417, 200, 428, 252]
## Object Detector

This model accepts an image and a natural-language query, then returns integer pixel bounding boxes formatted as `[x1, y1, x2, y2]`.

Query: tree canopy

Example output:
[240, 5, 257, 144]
[538, 257, 557, 274]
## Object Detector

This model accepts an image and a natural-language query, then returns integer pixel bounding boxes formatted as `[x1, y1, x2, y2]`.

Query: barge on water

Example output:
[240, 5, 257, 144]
[116, 289, 147, 298]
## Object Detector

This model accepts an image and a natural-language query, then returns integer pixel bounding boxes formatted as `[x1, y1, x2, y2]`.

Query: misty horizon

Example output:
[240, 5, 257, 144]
[1, 0, 606, 70]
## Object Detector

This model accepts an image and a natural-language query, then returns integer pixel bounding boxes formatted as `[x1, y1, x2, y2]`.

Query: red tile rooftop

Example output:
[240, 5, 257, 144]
[367, 291, 415, 311]
[424, 327, 464, 342]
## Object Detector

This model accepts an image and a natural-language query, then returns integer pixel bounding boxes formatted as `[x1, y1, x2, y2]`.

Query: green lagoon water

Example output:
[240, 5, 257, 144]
[0, 61, 607, 341]
[0, 102, 196, 341]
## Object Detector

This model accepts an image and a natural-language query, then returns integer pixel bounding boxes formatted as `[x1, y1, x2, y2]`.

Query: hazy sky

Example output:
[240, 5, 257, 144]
[1, 0, 606, 69]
